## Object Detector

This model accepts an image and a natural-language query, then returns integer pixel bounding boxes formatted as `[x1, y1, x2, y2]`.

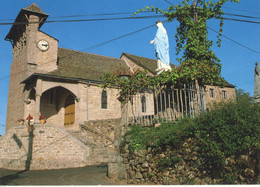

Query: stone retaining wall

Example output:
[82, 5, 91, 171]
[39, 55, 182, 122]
[0, 124, 91, 170]
[80, 118, 121, 148]
[112, 137, 259, 185]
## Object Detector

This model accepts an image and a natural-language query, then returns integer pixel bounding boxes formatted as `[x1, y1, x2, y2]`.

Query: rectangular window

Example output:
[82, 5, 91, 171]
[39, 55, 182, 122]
[222, 90, 227, 99]
[209, 88, 214, 98]
[101, 90, 107, 109]
[141, 95, 146, 113]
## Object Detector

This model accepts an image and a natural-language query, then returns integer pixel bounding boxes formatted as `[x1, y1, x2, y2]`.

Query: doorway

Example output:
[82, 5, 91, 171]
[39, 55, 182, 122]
[64, 94, 75, 126]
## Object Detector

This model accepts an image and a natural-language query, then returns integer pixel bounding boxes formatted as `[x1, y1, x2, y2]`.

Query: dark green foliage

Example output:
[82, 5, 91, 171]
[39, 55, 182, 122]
[193, 90, 259, 170]
[123, 90, 259, 174]
[158, 155, 181, 171]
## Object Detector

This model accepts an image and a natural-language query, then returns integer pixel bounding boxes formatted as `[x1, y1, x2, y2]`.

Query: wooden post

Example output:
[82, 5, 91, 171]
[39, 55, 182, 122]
[193, 0, 198, 22]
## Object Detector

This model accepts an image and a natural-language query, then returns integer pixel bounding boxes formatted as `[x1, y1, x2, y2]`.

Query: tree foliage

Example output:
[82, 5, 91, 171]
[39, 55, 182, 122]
[102, 0, 240, 97]
[136, 0, 240, 84]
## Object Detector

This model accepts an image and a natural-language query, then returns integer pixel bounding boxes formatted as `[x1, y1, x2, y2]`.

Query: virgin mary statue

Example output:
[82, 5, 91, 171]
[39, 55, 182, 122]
[150, 21, 172, 74]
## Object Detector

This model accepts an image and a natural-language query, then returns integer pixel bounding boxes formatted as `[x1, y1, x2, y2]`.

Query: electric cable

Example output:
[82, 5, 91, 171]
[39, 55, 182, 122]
[222, 17, 260, 24]
[207, 26, 260, 55]
[0, 15, 164, 26]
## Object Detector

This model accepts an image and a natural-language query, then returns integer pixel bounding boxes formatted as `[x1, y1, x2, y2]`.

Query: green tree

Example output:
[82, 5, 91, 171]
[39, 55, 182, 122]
[136, 0, 240, 85]
[102, 0, 240, 97]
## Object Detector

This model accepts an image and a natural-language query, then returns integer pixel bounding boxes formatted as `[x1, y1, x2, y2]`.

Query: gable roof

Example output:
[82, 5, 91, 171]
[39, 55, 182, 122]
[122, 53, 177, 75]
[46, 48, 131, 82]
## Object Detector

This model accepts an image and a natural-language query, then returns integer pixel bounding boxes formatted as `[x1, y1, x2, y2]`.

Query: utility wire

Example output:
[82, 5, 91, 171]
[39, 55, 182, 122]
[0, 11, 156, 22]
[222, 17, 260, 24]
[207, 26, 260, 55]
[0, 15, 164, 26]
[224, 12, 260, 20]
[222, 6, 260, 15]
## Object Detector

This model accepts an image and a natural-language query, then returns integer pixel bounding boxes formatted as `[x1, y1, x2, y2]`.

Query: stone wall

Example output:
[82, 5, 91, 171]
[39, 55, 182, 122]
[0, 124, 92, 170]
[113, 137, 259, 185]
[204, 85, 236, 109]
[80, 118, 121, 148]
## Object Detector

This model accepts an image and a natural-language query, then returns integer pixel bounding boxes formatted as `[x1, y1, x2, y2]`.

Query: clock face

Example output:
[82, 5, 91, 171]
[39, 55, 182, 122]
[37, 40, 49, 51]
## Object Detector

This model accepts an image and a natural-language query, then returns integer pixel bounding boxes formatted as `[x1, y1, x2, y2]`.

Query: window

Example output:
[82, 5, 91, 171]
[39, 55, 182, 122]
[209, 88, 214, 98]
[222, 90, 227, 99]
[141, 95, 146, 113]
[101, 90, 107, 109]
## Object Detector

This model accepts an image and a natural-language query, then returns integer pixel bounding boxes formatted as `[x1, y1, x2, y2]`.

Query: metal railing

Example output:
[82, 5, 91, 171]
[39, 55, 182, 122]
[124, 83, 206, 126]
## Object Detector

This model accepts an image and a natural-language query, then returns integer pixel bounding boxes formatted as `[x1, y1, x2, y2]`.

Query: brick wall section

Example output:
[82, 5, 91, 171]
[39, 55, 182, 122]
[0, 124, 91, 170]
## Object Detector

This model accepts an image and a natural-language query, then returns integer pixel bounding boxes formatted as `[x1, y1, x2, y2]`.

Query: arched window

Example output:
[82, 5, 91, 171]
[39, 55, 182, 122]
[141, 95, 146, 113]
[101, 90, 107, 109]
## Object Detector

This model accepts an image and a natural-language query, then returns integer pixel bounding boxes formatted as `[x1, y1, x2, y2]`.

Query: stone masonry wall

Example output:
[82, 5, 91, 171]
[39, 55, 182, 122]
[204, 85, 236, 109]
[80, 118, 121, 149]
[114, 137, 259, 185]
[0, 124, 91, 170]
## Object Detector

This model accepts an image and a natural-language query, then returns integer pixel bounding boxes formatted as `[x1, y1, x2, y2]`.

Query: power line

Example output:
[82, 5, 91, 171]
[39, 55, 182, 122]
[222, 6, 260, 15]
[222, 17, 260, 24]
[224, 13, 260, 20]
[0, 15, 164, 26]
[207, 26, 260, 55]
[0, 11, 155, 22]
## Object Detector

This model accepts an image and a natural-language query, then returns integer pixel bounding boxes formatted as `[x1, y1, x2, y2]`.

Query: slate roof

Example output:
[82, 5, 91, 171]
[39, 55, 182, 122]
[122, 53, 177, 75]
[46, 48, 132, 82]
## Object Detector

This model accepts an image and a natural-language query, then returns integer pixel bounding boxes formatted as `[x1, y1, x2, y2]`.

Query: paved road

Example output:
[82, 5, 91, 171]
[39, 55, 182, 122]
[0, 165, 117, 185]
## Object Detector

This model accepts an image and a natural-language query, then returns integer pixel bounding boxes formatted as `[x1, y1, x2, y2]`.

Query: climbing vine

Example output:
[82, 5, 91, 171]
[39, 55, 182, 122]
[102, 0, 240, 98]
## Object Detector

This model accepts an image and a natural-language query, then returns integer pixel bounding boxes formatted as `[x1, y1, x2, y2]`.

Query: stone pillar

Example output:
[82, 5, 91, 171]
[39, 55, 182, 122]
[35, 79, 42, 123]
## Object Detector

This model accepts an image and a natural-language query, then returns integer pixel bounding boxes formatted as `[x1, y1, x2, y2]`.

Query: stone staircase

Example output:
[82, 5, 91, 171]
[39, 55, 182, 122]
[67, 129, 118, 165]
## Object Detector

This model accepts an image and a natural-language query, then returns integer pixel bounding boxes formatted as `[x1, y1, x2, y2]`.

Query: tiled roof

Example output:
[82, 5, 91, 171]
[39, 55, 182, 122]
[47, 48, 132, 82]
[122, 53, 177, 75]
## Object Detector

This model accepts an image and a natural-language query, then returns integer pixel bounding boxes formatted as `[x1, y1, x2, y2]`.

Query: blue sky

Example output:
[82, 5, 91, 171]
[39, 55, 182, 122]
[0, 0, 259, 135]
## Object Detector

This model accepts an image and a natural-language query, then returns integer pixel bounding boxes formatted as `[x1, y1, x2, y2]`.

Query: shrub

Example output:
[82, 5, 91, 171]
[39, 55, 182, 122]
[123, 90, 259, 173]
[193, 90, 260, 171]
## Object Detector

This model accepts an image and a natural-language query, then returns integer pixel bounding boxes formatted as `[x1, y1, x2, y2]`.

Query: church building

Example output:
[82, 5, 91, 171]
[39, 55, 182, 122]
[4, 3, 236, 132]
[0, 3, 237, 170]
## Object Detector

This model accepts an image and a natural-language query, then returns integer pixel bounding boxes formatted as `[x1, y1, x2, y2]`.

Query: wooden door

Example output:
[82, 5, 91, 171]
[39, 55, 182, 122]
[64, 95, 75, 126]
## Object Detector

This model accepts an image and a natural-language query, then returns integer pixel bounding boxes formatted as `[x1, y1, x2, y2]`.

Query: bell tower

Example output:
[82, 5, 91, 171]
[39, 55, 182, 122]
[5, 3, 50, 131]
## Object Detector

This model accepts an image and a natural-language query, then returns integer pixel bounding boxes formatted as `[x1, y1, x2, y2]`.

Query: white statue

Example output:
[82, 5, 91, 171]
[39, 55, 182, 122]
[150, 21, 172, 74]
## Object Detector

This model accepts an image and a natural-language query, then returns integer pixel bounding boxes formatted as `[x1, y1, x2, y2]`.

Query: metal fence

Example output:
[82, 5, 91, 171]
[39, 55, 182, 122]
[124, 83, 206, 126]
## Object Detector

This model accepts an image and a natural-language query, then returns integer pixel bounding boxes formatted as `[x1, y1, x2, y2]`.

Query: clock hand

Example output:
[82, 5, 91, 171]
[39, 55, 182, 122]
[41, 44, 48, 47]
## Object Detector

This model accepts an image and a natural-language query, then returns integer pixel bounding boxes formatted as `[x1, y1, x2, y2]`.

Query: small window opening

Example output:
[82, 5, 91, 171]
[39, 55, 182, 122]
[141, 95, 146, 113]
[209, 88, 214, 98]
[222, 90, 227, 99]
[101, 90, 107, 109]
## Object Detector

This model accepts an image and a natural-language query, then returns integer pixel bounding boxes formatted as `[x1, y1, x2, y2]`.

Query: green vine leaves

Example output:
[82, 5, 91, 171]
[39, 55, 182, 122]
[101, 0, 239, 98]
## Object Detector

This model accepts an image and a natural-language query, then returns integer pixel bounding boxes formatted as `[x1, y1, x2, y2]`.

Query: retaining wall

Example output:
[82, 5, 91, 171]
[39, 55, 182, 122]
[0, 124, 91, 170]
